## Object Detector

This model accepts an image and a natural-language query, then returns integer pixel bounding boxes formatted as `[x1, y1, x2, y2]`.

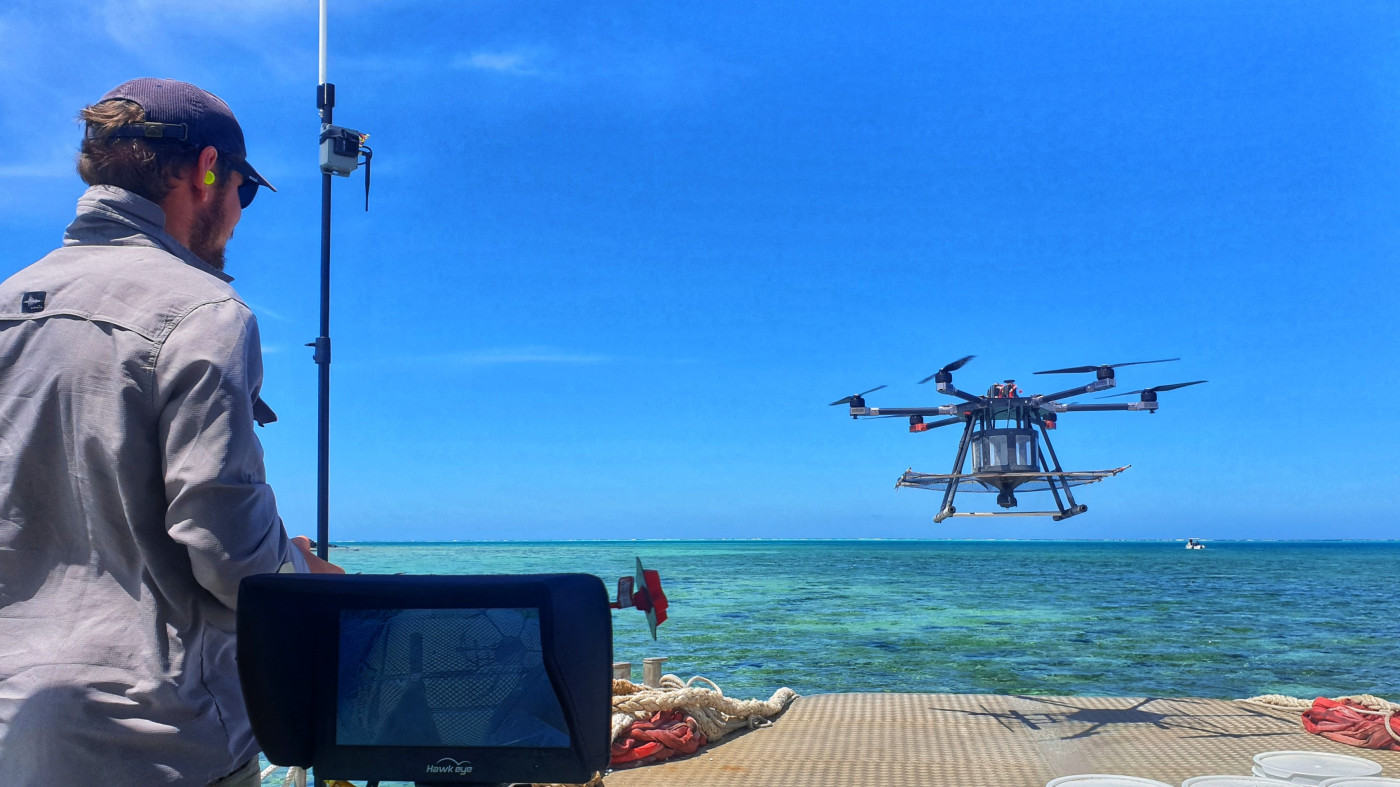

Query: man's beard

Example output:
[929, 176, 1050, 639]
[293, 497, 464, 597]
[188, 192, 230, 270]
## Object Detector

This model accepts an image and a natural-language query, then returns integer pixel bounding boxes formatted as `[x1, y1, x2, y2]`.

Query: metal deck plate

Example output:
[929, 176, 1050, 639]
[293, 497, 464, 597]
[601, 694, 1400, 787]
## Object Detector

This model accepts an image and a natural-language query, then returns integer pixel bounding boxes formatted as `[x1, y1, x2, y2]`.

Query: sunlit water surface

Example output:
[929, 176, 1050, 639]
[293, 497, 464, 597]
[327, 540, 1396, 698]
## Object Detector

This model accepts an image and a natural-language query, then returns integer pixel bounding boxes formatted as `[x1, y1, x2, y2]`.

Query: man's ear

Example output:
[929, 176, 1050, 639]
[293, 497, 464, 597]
[192, 146, 220, 204]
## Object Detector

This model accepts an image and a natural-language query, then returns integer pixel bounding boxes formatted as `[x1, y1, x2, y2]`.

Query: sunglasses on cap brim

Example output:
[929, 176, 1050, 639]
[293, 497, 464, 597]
[237, 178, 258, 209]
[225, 163, 260, 209]
[222, 157, 271, 209]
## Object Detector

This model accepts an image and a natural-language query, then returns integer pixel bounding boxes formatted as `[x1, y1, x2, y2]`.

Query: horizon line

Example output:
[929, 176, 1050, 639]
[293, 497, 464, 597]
[319, 537, 1400, 545]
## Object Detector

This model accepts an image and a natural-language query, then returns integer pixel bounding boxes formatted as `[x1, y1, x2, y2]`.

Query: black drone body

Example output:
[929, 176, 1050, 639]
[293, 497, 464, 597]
[832, 356, 1205, 523]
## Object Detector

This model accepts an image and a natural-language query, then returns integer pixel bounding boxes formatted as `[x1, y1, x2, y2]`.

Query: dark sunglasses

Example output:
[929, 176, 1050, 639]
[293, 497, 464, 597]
[221, 156, 260, 209]
[237, 178, 259, 209]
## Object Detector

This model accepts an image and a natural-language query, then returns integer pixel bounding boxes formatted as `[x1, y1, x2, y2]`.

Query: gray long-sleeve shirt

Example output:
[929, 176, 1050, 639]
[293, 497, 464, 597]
[0, 186, 307, 785]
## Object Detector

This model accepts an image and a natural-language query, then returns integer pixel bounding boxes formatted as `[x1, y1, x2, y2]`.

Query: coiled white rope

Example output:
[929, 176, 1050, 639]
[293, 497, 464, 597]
[532, 675, 799, 787]
[609, 674, 798, 744]
[253, 764, 306, 787]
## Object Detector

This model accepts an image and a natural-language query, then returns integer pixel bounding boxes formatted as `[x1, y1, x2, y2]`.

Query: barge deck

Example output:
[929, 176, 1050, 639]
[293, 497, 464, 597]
[603, 693, 1398, 786]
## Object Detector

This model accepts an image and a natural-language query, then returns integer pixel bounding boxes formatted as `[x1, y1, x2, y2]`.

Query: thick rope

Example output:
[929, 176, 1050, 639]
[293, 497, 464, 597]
[1238, 693, 1399, 713]
[610, 674, 798, 743]
[1236, 694, 1315, 710]
[534, 675, 799, 787]
[1237, 693, 1400, 745]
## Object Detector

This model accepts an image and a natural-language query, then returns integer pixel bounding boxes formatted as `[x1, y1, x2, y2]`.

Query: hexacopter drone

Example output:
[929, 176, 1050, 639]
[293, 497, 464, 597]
[832, 356, 1204, 522]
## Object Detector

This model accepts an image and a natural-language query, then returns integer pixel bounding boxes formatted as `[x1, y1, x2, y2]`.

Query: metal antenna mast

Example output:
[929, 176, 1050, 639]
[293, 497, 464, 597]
[311, 0, 371, 560]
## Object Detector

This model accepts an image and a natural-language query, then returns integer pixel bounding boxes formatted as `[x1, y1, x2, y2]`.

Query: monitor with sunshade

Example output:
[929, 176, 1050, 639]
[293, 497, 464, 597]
[237, 573, 612, 786]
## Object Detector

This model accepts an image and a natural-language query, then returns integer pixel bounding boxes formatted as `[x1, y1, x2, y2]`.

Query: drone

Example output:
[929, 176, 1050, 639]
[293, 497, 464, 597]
[831, 356, 1205, 523]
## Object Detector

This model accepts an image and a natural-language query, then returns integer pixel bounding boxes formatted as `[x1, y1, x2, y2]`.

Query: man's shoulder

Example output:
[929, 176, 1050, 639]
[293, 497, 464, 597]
[0, 243, 249, 341]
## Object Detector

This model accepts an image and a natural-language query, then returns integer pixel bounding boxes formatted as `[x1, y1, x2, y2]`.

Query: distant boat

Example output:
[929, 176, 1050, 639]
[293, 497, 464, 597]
[1185, 538, 1206, 550]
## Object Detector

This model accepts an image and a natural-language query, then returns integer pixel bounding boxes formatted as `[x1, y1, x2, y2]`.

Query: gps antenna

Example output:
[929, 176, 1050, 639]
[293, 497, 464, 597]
[310, 0, 373, 561]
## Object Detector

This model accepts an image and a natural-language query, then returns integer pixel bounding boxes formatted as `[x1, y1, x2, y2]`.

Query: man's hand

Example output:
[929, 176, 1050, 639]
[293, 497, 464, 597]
[292, 535, 346, 574]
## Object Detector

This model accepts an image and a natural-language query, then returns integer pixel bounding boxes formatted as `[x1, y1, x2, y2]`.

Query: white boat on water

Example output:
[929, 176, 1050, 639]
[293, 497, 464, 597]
[1185, 538, 1206, 550]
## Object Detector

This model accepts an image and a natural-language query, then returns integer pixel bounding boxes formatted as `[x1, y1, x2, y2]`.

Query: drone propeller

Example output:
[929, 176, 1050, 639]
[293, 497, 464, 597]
[829, 385, 886, 406]
[1096, 380, 1207, 399]
[1034, 357, 1180, 375]
[918, 355, 975, 384]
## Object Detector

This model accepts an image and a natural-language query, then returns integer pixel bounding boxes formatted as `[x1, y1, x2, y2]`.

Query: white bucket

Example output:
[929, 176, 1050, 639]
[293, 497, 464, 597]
[1048, 776, 1175, 787]
[1318, 779, 1400, 787]
[1252, 752, 1383, 785]
[1182, 777, 1293, 786]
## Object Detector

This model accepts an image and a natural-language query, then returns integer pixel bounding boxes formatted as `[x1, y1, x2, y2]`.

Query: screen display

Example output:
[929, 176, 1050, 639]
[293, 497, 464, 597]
[336, 608, 570, 749]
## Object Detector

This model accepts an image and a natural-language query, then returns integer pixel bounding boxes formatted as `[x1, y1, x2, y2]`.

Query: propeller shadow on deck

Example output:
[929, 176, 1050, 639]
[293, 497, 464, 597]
[831, 356, 1205, 523]
[925, 696, 1284, 742]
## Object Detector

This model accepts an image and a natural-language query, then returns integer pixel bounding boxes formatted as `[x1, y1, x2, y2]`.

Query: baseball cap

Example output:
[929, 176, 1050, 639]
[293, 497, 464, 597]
[95, 78, 276, 201]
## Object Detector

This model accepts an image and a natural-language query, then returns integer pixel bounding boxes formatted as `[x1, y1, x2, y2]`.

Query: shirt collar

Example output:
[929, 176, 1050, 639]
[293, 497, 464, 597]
[62, 185, 235, 283]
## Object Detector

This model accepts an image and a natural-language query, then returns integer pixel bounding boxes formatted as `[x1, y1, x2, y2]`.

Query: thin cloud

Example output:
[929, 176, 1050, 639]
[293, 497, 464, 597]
[102, 0, 296, 28]
[335, 347, 615, 374]
[444, 40, 738, 107]
[245, 301, 292, 323]
[89, 0, 308, 76]
[0, 157, 74, 179]
[452, 49, 549, 77]
[442, 347, 612, 366]
[393, 347, 612, 367]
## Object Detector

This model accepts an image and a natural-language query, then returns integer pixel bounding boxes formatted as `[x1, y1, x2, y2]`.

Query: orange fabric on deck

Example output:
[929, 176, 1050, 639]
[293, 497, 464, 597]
[611, 710, 707, 765]
[1302, 697, 1400, 752]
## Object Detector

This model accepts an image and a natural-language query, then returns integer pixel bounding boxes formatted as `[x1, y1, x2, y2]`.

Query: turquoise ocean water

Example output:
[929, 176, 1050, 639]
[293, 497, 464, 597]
[257, 540, 1398, 785]
[328, 540, 1397, 700]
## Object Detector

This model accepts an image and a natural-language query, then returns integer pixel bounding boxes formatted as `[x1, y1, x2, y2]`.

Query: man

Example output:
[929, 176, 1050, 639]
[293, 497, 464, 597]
[0, 78, 341, 785]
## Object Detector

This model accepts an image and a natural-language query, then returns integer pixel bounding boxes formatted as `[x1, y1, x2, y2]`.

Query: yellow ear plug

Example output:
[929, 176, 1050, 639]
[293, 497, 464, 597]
[204, 170, 216, 185]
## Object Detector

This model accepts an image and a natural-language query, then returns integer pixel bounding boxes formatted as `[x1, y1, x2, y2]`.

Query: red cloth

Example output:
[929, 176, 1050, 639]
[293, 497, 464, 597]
[1301, 697, 1400, 752]
[611, 710, 707, 765]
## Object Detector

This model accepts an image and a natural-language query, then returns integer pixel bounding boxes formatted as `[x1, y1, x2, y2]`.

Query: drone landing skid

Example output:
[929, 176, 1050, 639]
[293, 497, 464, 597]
[906, 468, 1122, 524]
[934, 506, 1089, 523]
[898, 467, 1130, 494]
[942, 511, 1078, 517]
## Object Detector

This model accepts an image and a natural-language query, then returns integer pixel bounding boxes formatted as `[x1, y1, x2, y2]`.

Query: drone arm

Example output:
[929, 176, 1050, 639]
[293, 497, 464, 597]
[1033, 379, 1114, 404]
[1059, 401, 1158, 413]
[860, 405, 959, 417]
[909, 416, 964, 432]
[935, 383, 982, 404]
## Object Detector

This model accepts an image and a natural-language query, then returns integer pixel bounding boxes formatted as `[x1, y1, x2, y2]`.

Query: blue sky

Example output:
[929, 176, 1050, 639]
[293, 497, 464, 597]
[2, 1, 1398, 541]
